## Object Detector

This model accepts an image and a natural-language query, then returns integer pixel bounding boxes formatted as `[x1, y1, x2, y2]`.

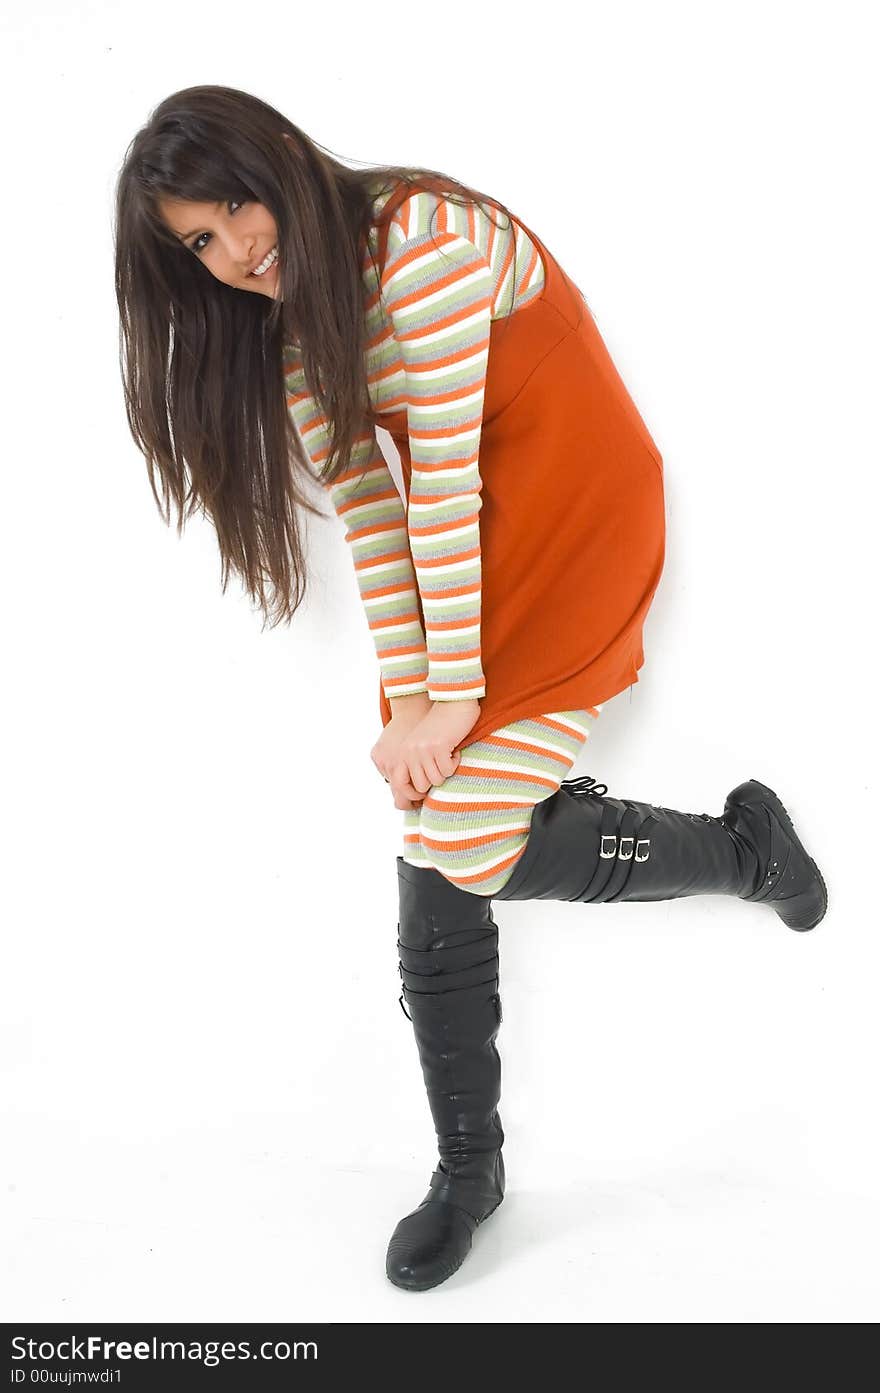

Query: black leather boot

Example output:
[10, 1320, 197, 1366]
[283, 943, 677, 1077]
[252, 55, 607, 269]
[386, 857, 505, 1292]
[492, 774, 827, 931]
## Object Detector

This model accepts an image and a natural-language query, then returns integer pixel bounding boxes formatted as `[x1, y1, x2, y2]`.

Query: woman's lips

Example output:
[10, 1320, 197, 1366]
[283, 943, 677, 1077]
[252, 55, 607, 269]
[250, 250, 278, 278]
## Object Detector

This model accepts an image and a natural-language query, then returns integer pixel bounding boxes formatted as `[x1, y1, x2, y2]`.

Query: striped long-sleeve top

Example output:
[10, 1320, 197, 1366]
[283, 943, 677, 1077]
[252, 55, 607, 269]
[284, 179, 546, 703]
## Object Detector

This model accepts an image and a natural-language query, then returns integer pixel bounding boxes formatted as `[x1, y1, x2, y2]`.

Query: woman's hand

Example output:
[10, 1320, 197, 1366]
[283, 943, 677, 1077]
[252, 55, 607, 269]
[371, 697, 482, 811]
[370, 694, 433, 810]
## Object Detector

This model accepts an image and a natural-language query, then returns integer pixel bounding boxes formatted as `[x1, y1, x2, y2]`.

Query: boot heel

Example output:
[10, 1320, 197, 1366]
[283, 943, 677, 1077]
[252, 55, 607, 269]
[772, 882, 826, 932]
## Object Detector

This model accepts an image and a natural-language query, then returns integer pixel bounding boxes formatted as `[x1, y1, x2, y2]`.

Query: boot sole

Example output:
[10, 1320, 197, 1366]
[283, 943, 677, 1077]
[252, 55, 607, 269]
[734, 779, 828, 931]
[385, 1198, 504, 1293]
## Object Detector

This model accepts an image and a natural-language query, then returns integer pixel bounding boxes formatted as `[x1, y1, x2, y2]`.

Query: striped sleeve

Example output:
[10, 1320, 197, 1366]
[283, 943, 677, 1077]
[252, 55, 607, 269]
[284, 348, 431, 700]
[380, 192, 491, 703]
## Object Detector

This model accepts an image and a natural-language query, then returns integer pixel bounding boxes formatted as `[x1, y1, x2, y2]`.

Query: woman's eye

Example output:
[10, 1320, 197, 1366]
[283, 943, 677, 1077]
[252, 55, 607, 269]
[191, 200, 243, 253]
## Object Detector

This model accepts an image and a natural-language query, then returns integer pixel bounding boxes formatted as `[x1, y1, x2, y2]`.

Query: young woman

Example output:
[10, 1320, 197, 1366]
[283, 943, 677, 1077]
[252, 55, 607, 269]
[114, 83, 827, 1294]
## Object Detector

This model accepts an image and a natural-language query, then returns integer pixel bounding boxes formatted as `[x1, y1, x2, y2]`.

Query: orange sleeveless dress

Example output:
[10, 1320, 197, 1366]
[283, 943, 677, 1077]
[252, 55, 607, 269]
[372, 186, 666, 751]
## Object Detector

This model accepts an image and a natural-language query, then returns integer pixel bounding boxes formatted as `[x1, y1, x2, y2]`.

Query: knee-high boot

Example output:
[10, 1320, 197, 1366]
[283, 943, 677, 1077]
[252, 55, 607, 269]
[386, 857, 505, 1292]
[492, 774, 827, 930]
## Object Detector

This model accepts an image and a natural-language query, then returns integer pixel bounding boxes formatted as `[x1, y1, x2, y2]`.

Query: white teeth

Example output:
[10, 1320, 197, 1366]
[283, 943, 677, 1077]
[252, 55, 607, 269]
[251, 245, 278, 276]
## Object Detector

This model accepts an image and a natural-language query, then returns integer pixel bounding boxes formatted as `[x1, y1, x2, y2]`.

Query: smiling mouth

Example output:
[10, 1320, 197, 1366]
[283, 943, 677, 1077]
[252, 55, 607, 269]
[249, 246, 279, 277]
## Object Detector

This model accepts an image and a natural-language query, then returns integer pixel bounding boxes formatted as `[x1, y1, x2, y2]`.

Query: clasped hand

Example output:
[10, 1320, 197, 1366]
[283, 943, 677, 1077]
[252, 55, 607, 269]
[370, 697, 481, 811]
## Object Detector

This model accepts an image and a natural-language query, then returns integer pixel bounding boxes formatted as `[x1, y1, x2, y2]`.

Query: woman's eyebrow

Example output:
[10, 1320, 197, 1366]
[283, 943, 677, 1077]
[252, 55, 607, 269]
[177, 201, 222, 241]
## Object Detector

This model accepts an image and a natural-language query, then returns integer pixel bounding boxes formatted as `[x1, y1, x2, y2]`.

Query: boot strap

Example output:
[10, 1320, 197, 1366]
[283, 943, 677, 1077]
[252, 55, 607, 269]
[588, 803, 641, 903]
[573, 797, 627, 902]
[601, 806, 660, 903]
[578, 801, 660, 904]
[425, 1167, 501, 1224]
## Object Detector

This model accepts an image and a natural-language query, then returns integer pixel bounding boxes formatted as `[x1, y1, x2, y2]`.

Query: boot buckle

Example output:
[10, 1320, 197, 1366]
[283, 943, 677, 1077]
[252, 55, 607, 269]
[635, 838, 651, 862]
[618, 836, 634, 860]
[600, 834, 617, 858]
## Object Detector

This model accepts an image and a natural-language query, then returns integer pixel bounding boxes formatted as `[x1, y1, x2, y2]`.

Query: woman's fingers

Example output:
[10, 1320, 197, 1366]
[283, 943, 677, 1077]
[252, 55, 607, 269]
[390, 769, 425, 806]
[421, 751, 459, 789]
[390, 747, 461, 807]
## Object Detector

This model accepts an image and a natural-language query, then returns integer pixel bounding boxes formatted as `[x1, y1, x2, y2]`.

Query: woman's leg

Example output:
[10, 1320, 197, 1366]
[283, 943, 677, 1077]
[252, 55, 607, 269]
[386, 706, 599, 1291]
[388, 711, 827, 1294]
[400, 707, 603, 896]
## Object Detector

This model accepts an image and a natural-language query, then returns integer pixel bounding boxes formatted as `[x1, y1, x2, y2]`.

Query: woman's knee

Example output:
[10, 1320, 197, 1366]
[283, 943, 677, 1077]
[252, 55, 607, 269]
[405, 709, 598, 894]
[421, 815, 534, 897]
[396, 859, 499, 998]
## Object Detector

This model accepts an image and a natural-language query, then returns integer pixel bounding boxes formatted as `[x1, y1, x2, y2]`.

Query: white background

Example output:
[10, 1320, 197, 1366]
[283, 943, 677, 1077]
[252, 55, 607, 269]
[1, 0, 877, 1325]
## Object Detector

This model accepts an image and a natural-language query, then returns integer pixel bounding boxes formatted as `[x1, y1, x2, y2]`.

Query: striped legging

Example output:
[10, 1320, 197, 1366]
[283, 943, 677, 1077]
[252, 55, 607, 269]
[401, 706, 604, 896]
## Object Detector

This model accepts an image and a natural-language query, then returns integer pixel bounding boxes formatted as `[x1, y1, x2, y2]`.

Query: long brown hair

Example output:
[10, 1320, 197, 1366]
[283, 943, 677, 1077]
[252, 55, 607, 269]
[114, 84, 524, 628]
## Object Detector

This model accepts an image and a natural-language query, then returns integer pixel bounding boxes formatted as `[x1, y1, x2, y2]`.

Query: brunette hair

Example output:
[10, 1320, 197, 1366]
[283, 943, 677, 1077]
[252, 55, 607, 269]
[113, 84, 523, 627]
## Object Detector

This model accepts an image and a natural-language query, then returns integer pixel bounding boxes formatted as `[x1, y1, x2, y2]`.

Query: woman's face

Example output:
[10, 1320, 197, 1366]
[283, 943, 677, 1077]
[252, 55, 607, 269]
[158, 196, 281, 298]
